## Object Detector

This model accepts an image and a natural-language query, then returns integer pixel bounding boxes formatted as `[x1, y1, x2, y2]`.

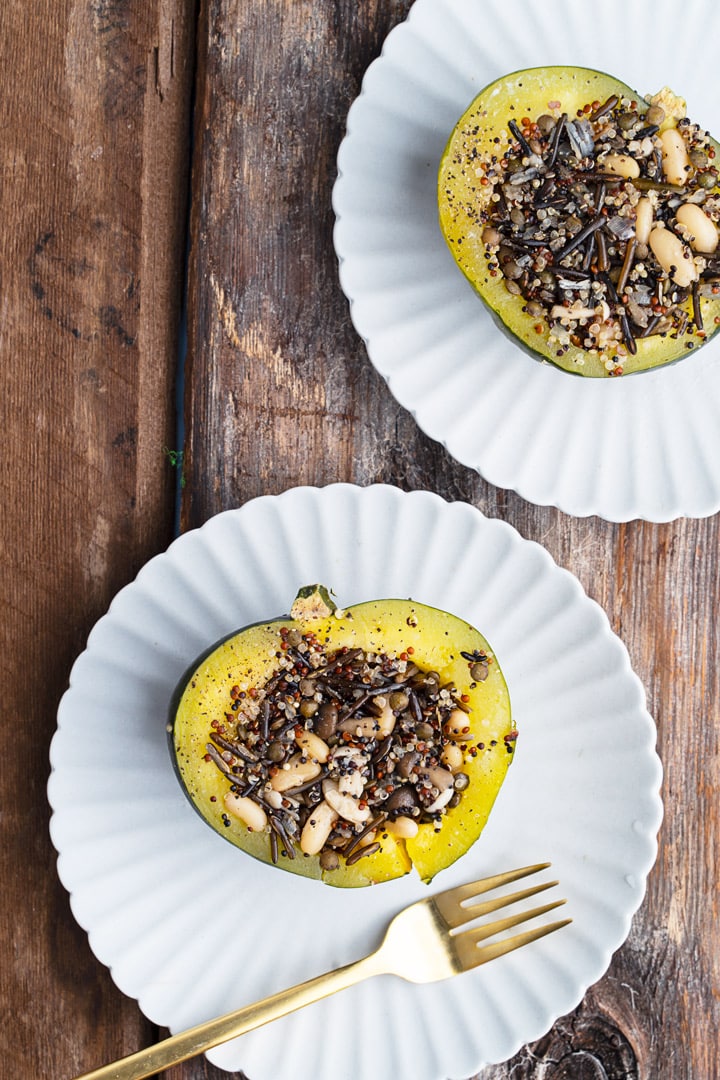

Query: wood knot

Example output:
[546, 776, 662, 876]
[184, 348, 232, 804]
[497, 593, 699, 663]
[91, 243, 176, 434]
[496, 1010, 638, 1079]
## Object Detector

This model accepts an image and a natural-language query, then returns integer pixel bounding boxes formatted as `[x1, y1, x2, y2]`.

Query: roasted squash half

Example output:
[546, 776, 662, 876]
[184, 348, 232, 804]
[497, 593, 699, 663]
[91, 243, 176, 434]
[169, 586, 514, 887]
[439, 66, 720, 376]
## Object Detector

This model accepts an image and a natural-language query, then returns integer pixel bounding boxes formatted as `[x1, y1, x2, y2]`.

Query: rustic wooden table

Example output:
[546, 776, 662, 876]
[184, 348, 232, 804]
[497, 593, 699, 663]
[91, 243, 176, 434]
[2, 2, 717, 1078]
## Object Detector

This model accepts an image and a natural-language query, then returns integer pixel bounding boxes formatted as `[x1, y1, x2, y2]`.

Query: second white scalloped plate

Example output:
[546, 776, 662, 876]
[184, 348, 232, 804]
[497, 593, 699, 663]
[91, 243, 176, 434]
[332, 0, 720, 521]
[48, 485, 662, 1079]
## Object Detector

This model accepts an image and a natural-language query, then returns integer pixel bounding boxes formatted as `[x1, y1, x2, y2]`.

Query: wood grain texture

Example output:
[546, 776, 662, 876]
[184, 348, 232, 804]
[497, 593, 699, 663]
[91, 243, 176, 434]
[2, 0, 717, 1078]
[182, 0, 416, 528]
[0, 0, 195, 1076]
[181, 2, 719, 1080]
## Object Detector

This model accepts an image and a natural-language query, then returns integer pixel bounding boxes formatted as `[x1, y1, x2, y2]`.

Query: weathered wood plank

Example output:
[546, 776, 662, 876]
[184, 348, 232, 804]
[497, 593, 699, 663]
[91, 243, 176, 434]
[182, 0, 414, 528]
[0, 0, 710, 1077]
[182, 3, 718, 1080]
[0, 0, 195, 1076]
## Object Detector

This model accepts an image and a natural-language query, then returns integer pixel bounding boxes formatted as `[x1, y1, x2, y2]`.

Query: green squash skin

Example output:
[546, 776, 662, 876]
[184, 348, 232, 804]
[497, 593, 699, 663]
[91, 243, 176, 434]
[169, 596, 513, 888]
[438, 66, 720, 377]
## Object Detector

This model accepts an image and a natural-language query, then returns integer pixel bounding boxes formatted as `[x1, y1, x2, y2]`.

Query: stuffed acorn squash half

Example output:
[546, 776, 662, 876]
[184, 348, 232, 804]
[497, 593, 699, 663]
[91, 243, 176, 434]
[439, 66, 720, 376]
[169, 586, 514, 887]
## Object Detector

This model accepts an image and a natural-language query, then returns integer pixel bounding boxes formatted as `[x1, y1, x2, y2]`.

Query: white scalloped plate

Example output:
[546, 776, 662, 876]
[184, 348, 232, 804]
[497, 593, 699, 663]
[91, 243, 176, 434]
[332, 0, 720, 522]
[48, 485, 662, 1078]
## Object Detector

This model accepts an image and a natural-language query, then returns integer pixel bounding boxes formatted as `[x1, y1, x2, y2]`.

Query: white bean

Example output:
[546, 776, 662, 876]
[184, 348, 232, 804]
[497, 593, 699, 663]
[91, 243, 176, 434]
[660, 128, 691, 186]
[338, 706, 396, 740]
[384, 815, 419, 838]
[443, 708, 472, 741]
[551, 304, 596, 322]
[295, 729, 330, 763]
[602, 153, 640, 180]
[338, 716, 381, 738]
[635, 197, 654, 245]
[263, 787, 284, 810]
[299, 800, 338, 855]
[425, 787, 455, 814]
[338, 769, 365, 798]
[676, 202, 719, 254]
[224, 792, 268, 832]
[322, 778, 371, 823]
[441, 743, 464, 772]
[270, 753, 323, 792]
[649, 227, 698, 287]
[357, 830, 377, 848]
[375, 702, 397, 737]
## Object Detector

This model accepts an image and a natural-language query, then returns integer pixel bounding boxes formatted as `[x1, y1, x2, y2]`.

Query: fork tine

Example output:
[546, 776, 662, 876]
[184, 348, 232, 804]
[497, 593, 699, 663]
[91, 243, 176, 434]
[453, 901, 572, 972]
[473, 917, 573, 967]
[445, 861, 550, 903]
[433, 862, 552, 928]
[456, 879, 559, 926]
[456, 898, 568, 946]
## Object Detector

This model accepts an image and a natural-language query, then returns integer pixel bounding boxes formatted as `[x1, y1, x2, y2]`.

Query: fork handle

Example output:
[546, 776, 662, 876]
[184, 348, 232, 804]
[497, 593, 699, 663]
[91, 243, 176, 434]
[71, 951, 384, 1079]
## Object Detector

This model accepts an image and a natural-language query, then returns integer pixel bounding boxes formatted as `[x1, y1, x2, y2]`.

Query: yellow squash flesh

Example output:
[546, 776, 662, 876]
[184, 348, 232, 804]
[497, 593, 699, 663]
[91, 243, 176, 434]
[170, 593, 513, 887]
[438, 66, 720, 377]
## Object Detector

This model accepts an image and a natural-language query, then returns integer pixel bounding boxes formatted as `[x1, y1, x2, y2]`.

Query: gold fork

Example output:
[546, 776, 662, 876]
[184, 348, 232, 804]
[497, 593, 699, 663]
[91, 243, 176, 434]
[73, 862, 569, 1080]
